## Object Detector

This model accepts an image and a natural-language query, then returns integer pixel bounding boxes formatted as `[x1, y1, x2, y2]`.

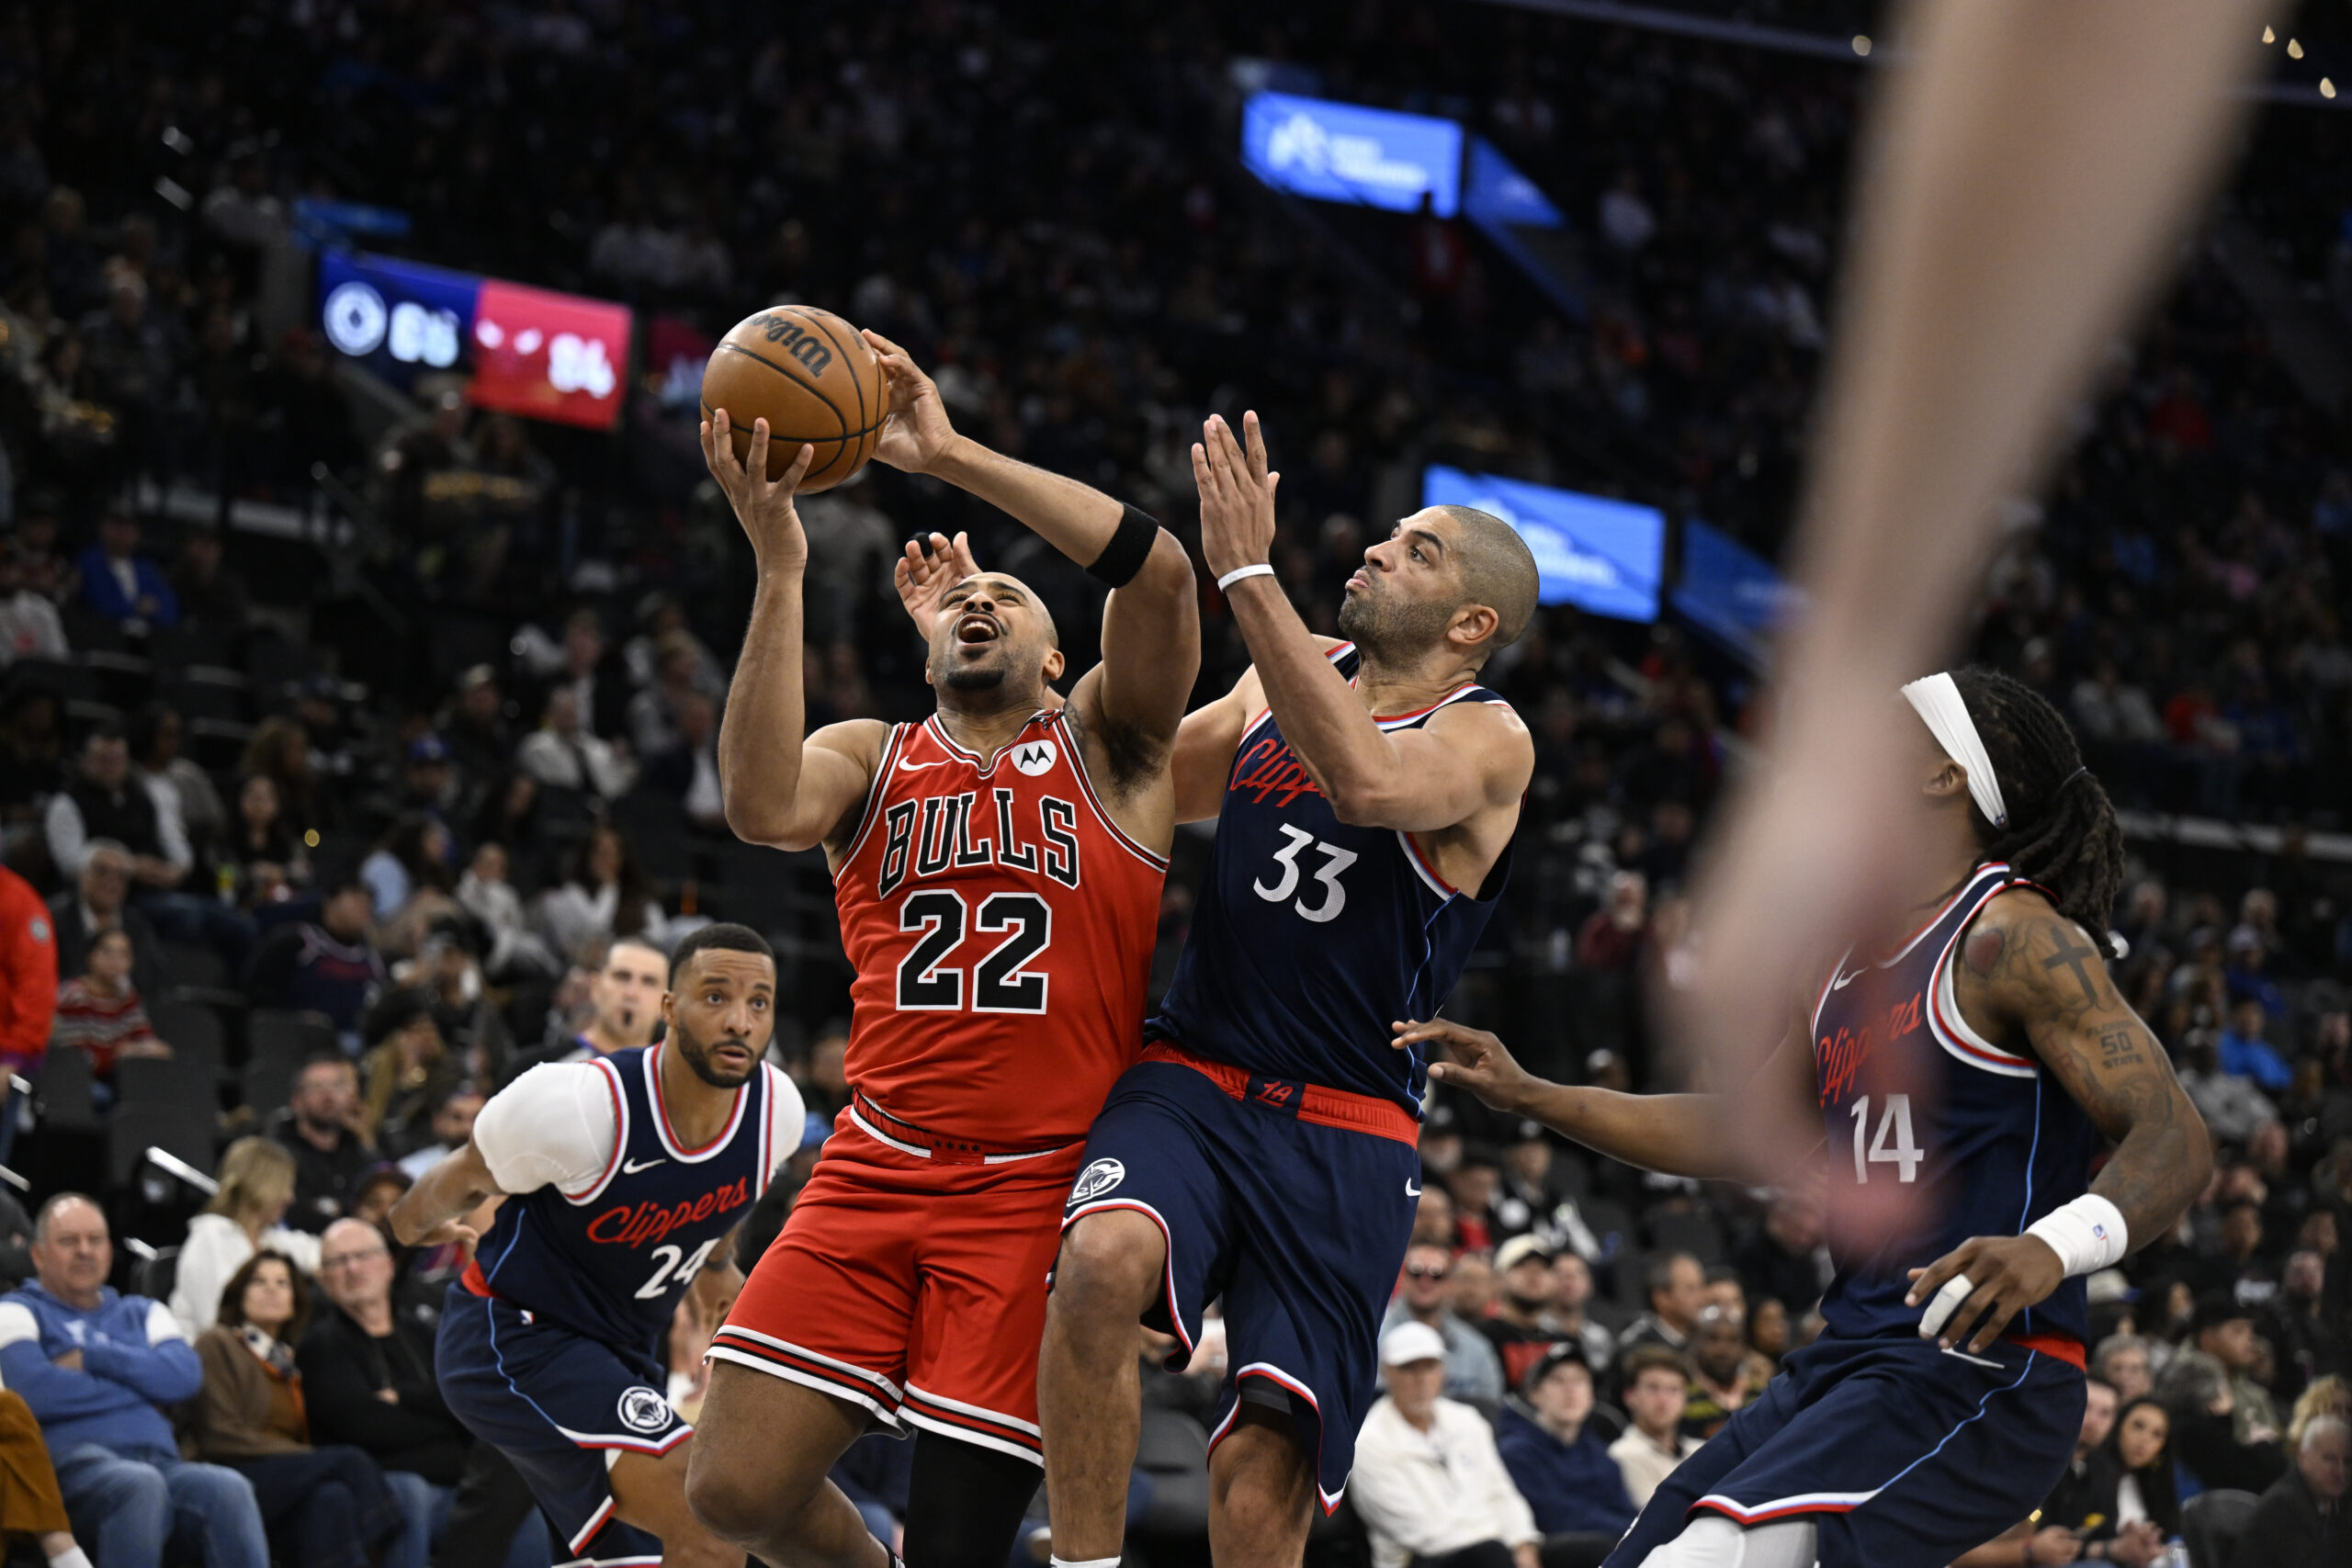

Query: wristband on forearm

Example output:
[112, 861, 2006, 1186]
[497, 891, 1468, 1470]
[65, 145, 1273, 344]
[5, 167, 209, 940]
[2025, 1193, 2129, 1276]
[1086, 504, 1159, 588]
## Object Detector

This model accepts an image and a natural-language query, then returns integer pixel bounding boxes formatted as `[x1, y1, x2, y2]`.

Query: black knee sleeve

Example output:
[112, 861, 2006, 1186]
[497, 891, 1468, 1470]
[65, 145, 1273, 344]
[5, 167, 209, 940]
[899, 1434, 1043, 1568]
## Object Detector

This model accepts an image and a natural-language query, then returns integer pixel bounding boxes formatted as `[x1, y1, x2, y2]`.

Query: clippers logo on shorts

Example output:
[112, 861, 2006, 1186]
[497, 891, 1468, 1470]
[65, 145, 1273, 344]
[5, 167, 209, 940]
[1012, 739, 1057, 775]
[1069, 1158, 1125, 1204]
[616, 1386, 673, 1434]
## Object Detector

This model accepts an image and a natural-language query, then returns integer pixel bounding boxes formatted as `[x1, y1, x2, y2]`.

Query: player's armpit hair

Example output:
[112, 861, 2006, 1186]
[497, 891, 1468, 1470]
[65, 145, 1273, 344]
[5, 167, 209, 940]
[1950, 667, 2124, 955]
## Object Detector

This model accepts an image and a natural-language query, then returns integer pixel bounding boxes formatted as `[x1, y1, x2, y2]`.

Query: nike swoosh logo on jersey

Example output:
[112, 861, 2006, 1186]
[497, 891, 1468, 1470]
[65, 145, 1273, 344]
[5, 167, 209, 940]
[895, 755, 944, 771]
[1406, 1180, 1422, 1198]
[1829, 966, 1863, 989]
[622, 1156, 667, 1174]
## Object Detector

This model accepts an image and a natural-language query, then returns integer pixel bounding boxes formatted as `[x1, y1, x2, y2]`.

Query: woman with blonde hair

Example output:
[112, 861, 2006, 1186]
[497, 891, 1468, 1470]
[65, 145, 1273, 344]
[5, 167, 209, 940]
[2289, 1374, 2350, 1451]
[169, 1137, 322, 1332]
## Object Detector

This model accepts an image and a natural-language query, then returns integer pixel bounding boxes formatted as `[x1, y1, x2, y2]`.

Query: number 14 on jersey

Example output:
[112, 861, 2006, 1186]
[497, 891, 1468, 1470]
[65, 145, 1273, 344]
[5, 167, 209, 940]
[1849, 1093, 1923, 1184]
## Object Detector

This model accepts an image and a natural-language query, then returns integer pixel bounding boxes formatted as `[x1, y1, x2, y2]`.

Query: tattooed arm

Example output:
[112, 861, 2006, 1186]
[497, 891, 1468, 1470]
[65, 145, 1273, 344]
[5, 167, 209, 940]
[1905, 887, 2211, 1351]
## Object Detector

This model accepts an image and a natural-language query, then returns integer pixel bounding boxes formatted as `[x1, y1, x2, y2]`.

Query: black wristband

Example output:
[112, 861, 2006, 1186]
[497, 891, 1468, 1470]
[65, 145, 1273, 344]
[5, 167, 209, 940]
[1087, 503, 1159, 589]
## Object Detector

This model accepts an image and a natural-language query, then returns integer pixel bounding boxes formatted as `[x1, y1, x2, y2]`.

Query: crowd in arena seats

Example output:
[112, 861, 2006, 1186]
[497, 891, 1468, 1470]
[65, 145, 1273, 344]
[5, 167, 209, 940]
[0, 1, 2339, 1564]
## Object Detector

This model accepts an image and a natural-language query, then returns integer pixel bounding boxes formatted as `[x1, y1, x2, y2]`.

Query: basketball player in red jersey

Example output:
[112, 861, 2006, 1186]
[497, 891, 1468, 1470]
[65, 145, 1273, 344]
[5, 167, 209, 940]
[683, 336, 1198, 1568]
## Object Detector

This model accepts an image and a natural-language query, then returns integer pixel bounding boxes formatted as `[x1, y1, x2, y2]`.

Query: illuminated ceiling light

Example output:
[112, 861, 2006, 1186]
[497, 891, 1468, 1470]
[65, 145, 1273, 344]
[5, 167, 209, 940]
[2324, 77, 2338, 98]
[2289, 38, 2304, 58]
[1851, 34, 1871, 56]
[2263, 26, 2275, 44]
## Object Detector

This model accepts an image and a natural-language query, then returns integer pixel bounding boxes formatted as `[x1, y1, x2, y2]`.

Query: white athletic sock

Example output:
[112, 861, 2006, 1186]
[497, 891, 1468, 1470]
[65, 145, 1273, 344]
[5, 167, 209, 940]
[1049, 1558, 1120, 1568]
[48, 1549, 94, 1568]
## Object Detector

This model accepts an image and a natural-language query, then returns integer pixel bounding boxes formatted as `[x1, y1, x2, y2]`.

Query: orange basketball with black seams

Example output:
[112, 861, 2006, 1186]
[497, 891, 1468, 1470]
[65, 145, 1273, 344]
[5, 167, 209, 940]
[700, 306, 887, 491]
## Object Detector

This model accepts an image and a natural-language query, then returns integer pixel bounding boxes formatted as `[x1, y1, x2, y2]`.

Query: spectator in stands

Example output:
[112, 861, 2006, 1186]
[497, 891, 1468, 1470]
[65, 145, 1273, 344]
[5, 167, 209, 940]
[44, 840, 166, 1000]
[2159, 1349, 2284, 1495]
[358, 814, 456, 955]
[167, 522, 249, 639]
[515, 686, 630, 802]
[171, 1137, 323, 1334]
[1480, 1236, 1570, 1392]
[2194, 1292, 2285, 1443]
[0, 546, 66, 665]
[0, 1385, 91, 1568]
[1493, 1122, 1578, 1237]
[1607, 1346, 1700, 1507]
[2101, 1396, 2183, 1550]
[51, 927, 169, 1089]
[2236, 1414, 2346, 1568]
[74, 510, 177, 632]
[1618, 1251, 1706, 1358]
[223, 774, 308, 908]
[2038, 1377, 2163, 1566]
[1498, 1342, 1635, 1564]
[1747, 1298, 1790, 1368]
[2177, 1035, 2278, 1145]
[640, 689, 726, 832]
[627, 630, 707, 756]
[395, 1082, 486, 1179]
[43, 727, 187, 892]
[1574, 871, 1646, 973]
[300, 1218, 550, 1568]
[359, 988, 460, 1157]
[1679, 1308, 1767, 1441]
[243, 870, 388, 1045]
[455, 841, 560, 982]
[0, 1193, 269, 1567]
[0, 859, 56, 1164]
[190, 1251, 404, 1568]
[503, 934, 666, 1080]
[271, 1055, 376, 1234]
[2220, 997, 2296, 1092]
[130, 705, 223, 866]
[2291, 1378, 2351, 1450]
[1353, 1320, 1540, 1568]
[440, 666, 512, 801]
[1382, 1242, 1506, 1416]
[2094, 1334, 2156, 1404]
[533, 824, 664, 961]
[550, 607, 628, 741]
[237, 718, 322, 837]
[1550, 1253, 1614, 1373]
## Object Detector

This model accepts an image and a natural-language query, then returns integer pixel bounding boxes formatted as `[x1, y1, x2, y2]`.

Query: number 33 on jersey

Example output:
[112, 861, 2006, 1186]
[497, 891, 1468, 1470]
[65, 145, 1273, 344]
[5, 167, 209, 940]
[831, 710, 1167, 1148]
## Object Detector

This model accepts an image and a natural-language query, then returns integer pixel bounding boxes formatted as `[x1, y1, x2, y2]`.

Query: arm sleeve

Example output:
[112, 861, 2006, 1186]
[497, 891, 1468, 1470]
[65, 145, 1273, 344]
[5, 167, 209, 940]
[470, 1062, 621, 1196]
[0, 888, 56, 1070]
[0, 1301, 123, 1422]
[765, 1065, 808, 1177]
[83, 1301, 203, 1405]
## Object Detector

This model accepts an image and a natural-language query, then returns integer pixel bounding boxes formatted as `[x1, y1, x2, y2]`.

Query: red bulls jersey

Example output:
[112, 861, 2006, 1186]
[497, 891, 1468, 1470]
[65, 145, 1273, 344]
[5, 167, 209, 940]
[833, 708, 1166, 1147]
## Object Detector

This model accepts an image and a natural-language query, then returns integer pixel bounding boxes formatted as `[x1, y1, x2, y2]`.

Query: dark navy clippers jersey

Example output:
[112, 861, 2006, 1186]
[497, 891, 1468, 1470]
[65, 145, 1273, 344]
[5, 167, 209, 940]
[1148, 643, 1514, 1111]
[1812, 862, 2099, 1344]
[465, 1046, 782, 1365]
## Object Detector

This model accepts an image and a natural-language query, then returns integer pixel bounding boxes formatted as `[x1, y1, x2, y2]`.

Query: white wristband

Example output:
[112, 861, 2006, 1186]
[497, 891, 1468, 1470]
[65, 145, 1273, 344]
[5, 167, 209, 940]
[1216, 562, 1276, 591]
[2024, 1194, 2129, 1277]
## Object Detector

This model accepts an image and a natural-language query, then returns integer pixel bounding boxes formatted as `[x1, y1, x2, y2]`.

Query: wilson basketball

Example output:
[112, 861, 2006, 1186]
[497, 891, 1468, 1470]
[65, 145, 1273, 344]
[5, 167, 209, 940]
[700, 306, 888, 491]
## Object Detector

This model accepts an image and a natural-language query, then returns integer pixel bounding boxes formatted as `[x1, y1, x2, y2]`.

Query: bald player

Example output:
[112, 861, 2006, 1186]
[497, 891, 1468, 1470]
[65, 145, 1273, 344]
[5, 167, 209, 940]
[1032, 412, 1538, 1565]
[684, 337, 1197, 1568]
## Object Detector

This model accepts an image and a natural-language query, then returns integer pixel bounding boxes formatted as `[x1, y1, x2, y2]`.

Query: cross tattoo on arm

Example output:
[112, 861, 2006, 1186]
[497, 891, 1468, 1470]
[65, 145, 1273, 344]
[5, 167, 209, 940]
[2042, 931, 2102, 1007]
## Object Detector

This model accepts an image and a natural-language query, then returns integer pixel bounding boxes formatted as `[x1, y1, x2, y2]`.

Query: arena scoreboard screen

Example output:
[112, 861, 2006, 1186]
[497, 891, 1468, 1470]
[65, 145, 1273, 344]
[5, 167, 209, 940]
[1241, 91, 1464, 217]
[317, 251, 632, 430]
[1672, 519, 1804, 665]
[1421, 466, 1664, 623]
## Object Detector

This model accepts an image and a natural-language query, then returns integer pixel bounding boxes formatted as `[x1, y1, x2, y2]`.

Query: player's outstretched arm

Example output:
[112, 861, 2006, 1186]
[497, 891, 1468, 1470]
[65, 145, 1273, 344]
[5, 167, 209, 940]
[703, 408, 884, 852]
[1394, 1017, 1817, 1185]
[389, 1139, 501, 1249]
[1196, 412, 1531, 831]
[867, 333, 1199, 750]
[1906, 896, 2212, 1353]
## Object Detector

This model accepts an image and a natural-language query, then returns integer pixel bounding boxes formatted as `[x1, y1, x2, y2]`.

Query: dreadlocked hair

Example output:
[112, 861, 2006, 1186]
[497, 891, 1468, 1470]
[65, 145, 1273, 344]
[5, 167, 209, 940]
[1949, 666, 2126, 957]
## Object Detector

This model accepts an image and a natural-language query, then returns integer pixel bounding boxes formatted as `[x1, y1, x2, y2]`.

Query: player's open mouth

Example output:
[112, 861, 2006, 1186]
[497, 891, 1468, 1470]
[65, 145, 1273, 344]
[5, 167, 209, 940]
[1346, 571, 1370, 592]
[955, 613, 1001, 645]
[711, 1043, 752, 1068]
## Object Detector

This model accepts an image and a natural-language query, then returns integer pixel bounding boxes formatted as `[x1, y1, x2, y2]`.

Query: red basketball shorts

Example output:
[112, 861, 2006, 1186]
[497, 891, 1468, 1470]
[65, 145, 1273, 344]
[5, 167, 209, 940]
[709, 1109, 1081, 1465]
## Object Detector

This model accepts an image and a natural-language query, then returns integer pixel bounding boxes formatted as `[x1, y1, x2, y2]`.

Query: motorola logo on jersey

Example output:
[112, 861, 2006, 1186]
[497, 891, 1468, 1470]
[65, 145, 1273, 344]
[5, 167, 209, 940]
[1069, 1158, 1125, 1203]
[876, 790, 1082, 897]
[1012, 739, 1057, 776]
[583, 1178, 751, 1248]
[616, 1386, 673, 1434]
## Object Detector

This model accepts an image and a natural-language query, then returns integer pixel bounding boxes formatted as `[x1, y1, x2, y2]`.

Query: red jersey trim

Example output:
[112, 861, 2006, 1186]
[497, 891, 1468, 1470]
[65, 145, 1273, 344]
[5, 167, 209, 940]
[558, 1056, 628, 1205]
[922, 710, 1057, 775]
[2009, 1330, 2086, 1370]
[643, 1044, 750, 1162]
[1142, 1041, 1419, 1145]
[1051, 711, 1171, 873]
[832, 724, 906, 884]
[1396, 829, 1459, 899]
[1371, 682, 1483, 728]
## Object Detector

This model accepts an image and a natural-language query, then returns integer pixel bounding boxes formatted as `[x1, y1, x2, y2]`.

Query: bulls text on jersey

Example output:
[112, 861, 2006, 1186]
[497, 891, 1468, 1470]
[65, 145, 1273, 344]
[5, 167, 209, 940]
[875, 788, 1082, 897]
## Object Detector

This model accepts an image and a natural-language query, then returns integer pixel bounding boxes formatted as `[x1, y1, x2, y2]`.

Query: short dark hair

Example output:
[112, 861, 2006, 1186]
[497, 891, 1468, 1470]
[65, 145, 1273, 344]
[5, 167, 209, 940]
[1433, 504, 1539, 654]
[1645, 1250, 1699, 1302]
[668, 922, 775, 981]
[217, 1248, 311, 1341]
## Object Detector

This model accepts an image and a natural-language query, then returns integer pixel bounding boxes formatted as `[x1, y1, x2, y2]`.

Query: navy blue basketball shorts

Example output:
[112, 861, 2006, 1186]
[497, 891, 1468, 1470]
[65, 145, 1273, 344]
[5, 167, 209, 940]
[438, 1284, 688, 1568]
[1061, 1043, 1421, 1511]
[1605, 1333, 2086, 1568]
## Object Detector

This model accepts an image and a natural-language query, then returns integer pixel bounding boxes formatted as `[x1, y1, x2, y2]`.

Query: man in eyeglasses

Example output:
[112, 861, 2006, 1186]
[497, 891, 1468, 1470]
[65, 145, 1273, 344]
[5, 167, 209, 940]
[1378, 1242, 1504, 1418]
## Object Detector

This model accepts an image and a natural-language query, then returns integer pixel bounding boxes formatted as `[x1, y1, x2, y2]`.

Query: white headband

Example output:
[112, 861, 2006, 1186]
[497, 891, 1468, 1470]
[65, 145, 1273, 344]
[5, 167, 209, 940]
[1902, 672, 2007, 829]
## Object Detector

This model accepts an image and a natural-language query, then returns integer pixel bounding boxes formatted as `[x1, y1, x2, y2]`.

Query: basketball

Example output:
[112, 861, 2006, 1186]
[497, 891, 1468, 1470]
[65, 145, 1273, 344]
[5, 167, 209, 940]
[700, 306, 888, 492]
